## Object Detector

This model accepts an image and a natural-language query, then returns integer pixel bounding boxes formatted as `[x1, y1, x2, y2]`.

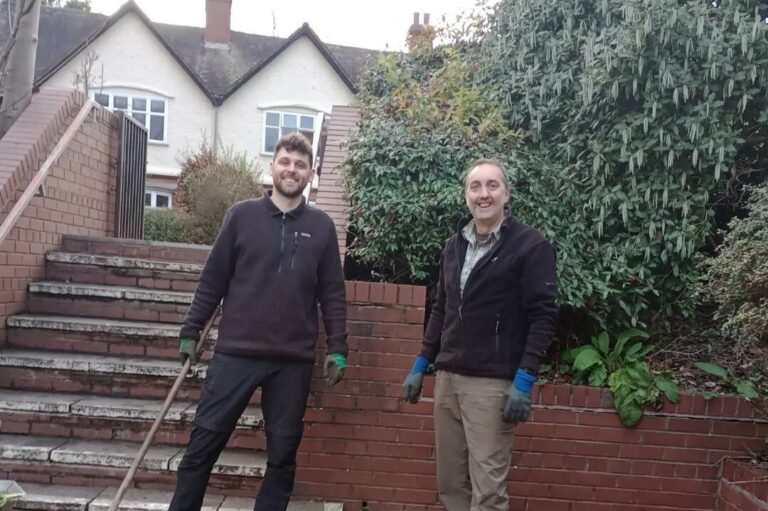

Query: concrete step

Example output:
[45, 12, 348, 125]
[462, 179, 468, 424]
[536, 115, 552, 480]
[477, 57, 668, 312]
[0, 350, 207, 379]
[0, 389, 263, 428]
[6, 315, 217, 359]
[46, 252, 201, 292]
[7, 315, 216, 340]
[60, 235, 210, 264]
[46, 252, 203, 276]
[15, 483, 342, 510]
[0, 350, 206, 400]
[0, 434, 267, 477]
[28, 281, 193, 304]
[27, 282, 193, 324]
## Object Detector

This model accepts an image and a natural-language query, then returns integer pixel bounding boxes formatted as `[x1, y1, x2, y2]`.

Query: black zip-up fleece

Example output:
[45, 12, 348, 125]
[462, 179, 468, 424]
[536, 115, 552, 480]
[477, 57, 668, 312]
[180, 196, 348, 362]
[419, 213, 558, 378]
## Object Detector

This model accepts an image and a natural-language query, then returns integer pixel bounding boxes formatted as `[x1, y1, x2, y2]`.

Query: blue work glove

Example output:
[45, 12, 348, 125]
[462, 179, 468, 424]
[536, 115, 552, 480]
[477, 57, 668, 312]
[324, 353, 346, 387]
[402, 355, 429, 403]
[179, 338, 199, 366]
[503, 368, 536, 423]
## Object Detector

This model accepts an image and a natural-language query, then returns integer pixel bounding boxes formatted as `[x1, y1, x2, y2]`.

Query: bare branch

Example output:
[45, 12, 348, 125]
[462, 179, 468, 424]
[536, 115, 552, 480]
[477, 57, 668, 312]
[0, 0, 36, 79]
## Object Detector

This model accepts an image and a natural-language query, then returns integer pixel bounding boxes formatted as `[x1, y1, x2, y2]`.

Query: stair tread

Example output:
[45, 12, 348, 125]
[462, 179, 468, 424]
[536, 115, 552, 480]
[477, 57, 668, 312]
[0, 389, 263, 426]
[28, 281, 193, 304]
[0, 434, 266, 476]
[47, 251, 203, 273]
[0, 349, 207, 378]
[15, 483, 341, 510]
[7, 314, 218, 339]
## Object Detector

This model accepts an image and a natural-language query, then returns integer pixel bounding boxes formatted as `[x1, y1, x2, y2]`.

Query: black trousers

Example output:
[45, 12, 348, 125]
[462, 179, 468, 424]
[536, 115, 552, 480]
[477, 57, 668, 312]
[168, 353, 314, 511]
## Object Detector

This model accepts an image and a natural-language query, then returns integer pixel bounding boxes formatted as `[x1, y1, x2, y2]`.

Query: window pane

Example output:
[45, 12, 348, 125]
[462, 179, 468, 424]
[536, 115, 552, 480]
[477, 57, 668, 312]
[132, 97, 147, 111]
[94, 93, 110, 106]
[132, 113, 146, 126]
[151, 99, 165, 113]
[114, 96, 128, 109]
[149, 115, 165, 141]
[300, 116, 314, 130]
[265, 112, 280, 126]
[156, 194, 170, 208]
[264, 127, 279, 153]
[282, 114, 297, 129]
[281, 127, 298, 137]
[145, 193, 152, 206]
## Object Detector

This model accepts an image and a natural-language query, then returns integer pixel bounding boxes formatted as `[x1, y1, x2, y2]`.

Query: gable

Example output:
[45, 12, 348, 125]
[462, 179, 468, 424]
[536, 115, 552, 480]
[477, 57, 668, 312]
[41, 11, 209, 106]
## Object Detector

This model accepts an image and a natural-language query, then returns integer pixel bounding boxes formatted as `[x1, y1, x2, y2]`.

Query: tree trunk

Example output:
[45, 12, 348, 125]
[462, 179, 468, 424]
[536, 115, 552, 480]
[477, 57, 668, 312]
[0, 0, 41, 138]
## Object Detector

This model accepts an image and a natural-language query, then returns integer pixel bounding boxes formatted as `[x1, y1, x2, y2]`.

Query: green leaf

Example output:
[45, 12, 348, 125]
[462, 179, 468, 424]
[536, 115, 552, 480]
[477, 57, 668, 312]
[654, 375, 681, 403]
[588, 365, 608, 387]
[613, 328, 648, 358]
[735, 380, 759, 399]
[617, 397, 644, 427]
[694, 362, 728, 378]
[595, 332, 610, 356]
[574, 347, 604, 372]
[700, 390, 718, 400]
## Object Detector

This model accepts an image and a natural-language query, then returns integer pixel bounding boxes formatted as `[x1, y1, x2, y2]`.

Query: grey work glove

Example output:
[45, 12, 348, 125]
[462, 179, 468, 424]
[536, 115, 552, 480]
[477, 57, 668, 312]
[503, 369, 536, 423]
[179, 338, 199, 366]
[502, 386, 532, 423]
[324, 353, 346, 387]
[402, 356, 429, 403]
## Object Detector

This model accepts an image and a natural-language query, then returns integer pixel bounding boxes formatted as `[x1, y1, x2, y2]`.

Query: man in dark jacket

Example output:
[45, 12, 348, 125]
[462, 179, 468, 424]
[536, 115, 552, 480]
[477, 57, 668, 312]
[402, 158, 558, 510]
[169, 133, 348, 511]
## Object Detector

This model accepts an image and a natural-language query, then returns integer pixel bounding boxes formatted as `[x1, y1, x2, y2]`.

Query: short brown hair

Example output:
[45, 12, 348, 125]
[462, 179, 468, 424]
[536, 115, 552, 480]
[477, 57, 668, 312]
[462, 158, 509, 189]
[274, 132, 313, 168]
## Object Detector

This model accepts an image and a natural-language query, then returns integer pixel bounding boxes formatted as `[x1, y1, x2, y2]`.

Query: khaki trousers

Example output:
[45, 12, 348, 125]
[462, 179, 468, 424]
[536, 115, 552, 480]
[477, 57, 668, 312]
[434, 371, 515, 511]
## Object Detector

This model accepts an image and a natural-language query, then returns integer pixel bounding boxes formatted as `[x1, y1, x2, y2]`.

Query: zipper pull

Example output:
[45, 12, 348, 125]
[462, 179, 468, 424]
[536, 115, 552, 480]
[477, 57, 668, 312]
[459, 305, 463, 320]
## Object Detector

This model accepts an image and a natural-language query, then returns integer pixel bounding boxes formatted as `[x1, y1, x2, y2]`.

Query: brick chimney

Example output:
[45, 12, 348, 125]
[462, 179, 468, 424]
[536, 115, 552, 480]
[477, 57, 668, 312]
[205, 0, 232, 49]
[406, 12, 433, 53]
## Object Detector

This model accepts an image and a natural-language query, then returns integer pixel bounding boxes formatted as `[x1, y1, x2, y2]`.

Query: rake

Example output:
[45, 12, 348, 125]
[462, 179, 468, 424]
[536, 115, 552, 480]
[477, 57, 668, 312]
[108, 307, 220, 511]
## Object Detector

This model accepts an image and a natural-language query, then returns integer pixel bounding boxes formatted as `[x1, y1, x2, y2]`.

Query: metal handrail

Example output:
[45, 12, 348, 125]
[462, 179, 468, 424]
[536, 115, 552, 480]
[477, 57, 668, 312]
[0, 99, 97, 247]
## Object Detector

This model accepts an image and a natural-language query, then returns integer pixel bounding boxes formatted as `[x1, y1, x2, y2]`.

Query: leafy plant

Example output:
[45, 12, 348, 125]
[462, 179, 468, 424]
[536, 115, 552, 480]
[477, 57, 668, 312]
[343, 0, 768, 333]
[563, 329, 680, 426]
[694, 361, 760, 399]
[143, 208, 187, 243]
[175, 141, 262, 245]
[698, 183, 768, 360]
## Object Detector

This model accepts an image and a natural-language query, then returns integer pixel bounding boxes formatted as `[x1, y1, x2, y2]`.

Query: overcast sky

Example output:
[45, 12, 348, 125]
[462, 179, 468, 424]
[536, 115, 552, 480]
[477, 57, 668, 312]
[87, 0, 493, 51]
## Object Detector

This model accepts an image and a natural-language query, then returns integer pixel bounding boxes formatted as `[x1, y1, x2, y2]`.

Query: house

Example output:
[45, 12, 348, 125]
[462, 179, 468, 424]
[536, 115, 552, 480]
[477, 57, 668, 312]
[1, 0, 379, 207]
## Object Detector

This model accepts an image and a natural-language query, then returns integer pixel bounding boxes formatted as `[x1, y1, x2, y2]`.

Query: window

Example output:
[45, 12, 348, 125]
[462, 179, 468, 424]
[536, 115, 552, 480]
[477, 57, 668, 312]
[94, 92, 168, 143]
[263, 111, 315, 154]
[145, 190, 172, 208]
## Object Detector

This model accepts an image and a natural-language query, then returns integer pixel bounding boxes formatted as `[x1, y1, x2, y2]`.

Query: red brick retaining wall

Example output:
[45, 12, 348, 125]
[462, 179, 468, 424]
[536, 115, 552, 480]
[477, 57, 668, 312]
[0, 89, 118, 343]
[300, 281, 768, 511]
[717, 458, 768, 511]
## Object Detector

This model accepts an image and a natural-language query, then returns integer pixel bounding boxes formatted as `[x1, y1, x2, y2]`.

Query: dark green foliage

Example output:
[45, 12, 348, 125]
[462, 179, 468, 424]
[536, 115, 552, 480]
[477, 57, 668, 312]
[143, 208, 187, 243]
[343, 0, 768, 332]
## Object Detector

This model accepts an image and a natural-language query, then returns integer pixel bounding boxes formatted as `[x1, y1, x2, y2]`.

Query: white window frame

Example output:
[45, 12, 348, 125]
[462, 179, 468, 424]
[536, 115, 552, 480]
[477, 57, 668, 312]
[262, 110, 316, 155]
[92, 91, 168, 144]
[145, 189, 173, 209]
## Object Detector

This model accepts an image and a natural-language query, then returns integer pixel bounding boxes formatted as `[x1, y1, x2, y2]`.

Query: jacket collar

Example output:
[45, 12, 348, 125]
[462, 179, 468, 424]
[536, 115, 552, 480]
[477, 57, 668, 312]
[265, 193, 307, 219]
[456, 208, 514, 237]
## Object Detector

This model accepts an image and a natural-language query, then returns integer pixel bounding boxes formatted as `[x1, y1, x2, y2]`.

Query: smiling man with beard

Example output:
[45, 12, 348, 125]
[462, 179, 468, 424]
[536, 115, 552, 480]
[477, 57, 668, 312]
[169, 133, 348, 511]
[402, 158, 559, 511]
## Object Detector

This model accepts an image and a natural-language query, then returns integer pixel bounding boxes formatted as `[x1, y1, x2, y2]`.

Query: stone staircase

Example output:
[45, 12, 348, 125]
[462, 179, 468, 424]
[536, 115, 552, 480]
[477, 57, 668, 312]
[0, 235, 342, 510]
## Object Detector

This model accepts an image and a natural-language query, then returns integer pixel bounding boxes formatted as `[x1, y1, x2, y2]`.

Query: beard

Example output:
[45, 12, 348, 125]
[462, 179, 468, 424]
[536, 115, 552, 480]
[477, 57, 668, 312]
[273, 176, 307, 198]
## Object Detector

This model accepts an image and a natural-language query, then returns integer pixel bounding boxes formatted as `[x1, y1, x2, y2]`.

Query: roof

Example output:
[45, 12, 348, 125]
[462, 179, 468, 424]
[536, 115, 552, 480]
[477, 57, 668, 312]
[0, 0, 379, 104]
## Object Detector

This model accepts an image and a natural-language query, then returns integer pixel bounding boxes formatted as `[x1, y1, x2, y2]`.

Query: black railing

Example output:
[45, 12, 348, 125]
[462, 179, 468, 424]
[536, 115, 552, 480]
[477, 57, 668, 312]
[114, 112, 147, 239]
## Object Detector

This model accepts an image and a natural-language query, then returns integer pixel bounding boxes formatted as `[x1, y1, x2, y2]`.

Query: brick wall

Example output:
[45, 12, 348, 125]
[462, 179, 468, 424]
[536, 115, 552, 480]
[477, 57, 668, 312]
[296, 281, 768, 511]
[717, 459, 768, 511]
[0, 89, 118, 343]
